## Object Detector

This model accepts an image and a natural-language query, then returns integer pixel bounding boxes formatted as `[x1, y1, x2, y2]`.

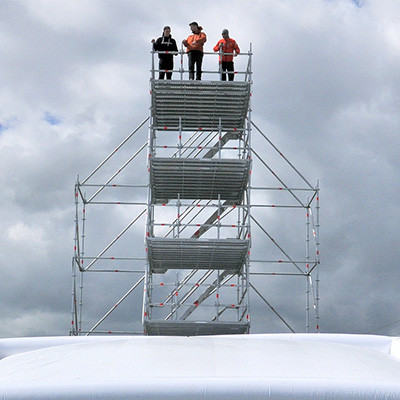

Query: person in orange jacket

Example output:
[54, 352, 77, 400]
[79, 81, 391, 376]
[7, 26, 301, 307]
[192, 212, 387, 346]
[213, 29, 240, 81]
[182, 22, 207, 80]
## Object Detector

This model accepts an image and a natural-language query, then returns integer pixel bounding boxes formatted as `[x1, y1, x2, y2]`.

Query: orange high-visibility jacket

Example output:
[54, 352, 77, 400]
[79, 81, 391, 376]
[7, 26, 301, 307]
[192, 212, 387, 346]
[213, 38, 240, 62]
[184, 29, 207, 52]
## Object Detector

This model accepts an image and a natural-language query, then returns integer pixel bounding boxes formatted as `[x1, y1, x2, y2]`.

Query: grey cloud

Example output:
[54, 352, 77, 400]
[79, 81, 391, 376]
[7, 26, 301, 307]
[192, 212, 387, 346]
[0, 0, 399, 338]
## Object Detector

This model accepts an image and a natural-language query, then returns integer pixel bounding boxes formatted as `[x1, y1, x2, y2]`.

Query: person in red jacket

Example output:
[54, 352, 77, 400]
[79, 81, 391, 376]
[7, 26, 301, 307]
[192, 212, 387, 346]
[213, 29, 240, 81]
[182, 22, 207, 80]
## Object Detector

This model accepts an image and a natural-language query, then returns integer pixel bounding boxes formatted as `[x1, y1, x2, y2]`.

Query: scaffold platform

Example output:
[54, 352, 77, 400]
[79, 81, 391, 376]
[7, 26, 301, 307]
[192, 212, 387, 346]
[144, 320, 250, 336]
[147, 238, 249, 273]
[151, 80, 250, 131]
[150, 158, 250, 203]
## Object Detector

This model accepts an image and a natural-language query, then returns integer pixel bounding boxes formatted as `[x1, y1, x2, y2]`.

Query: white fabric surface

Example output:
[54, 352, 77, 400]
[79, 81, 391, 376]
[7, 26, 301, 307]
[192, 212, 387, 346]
[1, 334, 400, 399]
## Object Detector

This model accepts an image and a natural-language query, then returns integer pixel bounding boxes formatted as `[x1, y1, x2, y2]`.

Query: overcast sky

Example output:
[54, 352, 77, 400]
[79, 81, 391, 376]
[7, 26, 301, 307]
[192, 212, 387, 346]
[0, 0, 399, 338]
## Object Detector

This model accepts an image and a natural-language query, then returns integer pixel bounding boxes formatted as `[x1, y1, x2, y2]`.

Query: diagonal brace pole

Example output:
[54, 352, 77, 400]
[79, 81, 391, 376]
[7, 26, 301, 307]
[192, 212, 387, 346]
[250, 215, 305, 275]
[249, 281, 295, 333]
[82, 117, 149, 184]
[84, 209, 146, 271]
[86, 275, 145, 335]
[252, 148, 305, 207]
[87, 142, 147, 203]
[251, 120, 314, 190]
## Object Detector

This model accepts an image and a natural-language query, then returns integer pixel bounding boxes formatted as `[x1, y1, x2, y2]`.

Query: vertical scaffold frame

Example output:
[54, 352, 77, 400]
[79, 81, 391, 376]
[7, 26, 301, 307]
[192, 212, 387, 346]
[70, 45, 320, 336]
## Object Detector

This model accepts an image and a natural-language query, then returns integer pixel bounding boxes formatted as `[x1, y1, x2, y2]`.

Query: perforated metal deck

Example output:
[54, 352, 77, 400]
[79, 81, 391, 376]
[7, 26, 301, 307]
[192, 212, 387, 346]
[144, 320, 250, 336]
[147, 238, 249, 273]
[150, 158, 250, 203]
[151, 80, 250, 131]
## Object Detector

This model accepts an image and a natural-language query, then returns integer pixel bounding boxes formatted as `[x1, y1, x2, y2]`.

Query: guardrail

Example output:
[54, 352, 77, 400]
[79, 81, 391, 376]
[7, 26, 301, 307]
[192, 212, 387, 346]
[151, 44, 252, 81]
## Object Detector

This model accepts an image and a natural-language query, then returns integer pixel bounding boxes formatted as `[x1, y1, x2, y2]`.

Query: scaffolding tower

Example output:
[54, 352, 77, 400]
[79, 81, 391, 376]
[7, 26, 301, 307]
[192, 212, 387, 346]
[71, 46, 320, 336]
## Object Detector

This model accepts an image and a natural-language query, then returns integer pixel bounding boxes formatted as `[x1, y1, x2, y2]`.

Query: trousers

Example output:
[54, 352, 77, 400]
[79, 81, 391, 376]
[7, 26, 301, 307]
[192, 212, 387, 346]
[221, 61, 234, 81]
[159, 57, 173, 80]
[188, 50, 203, 80]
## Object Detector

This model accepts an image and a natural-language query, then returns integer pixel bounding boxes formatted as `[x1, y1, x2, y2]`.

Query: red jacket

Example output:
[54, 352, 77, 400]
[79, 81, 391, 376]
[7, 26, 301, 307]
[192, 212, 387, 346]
[183, 27, 207, 52]
[213, 38, 240, 62]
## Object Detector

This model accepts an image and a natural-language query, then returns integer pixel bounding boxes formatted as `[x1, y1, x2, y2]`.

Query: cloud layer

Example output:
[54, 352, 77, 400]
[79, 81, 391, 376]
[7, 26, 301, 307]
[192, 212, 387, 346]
[1, 0, 399, 337]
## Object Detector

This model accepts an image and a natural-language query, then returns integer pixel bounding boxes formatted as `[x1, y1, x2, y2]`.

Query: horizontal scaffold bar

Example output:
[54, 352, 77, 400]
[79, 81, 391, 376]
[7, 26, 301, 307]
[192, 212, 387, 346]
[149, 303, 247, 309]
[153, 126, 246, 132]
[149, 281, 241, 288]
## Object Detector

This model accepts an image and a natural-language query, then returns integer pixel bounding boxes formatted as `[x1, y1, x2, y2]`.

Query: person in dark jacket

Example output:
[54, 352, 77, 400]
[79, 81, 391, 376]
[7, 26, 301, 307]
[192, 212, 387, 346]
[151, 26, 178, 79]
